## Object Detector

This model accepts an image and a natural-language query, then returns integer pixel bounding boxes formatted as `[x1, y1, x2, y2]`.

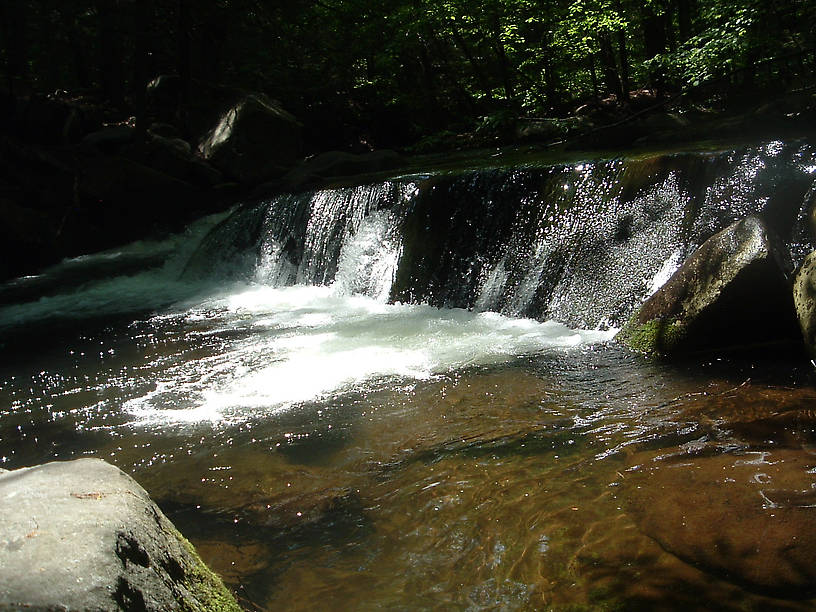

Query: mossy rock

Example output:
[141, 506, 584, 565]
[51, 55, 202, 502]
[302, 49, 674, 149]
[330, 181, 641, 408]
[0, 458, 241, 612]
[616, 215, 801, 357]
[616, 318, 687, 355]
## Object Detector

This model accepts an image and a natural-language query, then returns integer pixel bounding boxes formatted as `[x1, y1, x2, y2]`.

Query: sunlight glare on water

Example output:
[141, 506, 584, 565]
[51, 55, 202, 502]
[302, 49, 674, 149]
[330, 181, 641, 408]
[125, 284, 616, 424]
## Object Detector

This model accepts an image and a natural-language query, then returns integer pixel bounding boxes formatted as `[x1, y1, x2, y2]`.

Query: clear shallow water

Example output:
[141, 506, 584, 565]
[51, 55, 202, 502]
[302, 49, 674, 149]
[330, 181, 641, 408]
[3, 140, 816, 609]
[3, 262, 816, 610]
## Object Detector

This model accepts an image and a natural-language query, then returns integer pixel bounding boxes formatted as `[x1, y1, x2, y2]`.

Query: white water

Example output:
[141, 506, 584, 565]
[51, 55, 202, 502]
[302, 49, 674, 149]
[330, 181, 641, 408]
[0, 202, 615, 429]
[0, 210, 233, 330]
[126, 284, 615, 425]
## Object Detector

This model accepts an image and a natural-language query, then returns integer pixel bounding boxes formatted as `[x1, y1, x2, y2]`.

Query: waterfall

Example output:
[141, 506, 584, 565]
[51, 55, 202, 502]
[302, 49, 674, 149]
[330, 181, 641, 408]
[188, 139, 816, 329]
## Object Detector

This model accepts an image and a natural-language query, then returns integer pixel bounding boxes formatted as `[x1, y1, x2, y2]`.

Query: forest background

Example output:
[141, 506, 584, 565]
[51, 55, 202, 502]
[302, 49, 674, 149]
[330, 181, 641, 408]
[2, 0, 815, 153]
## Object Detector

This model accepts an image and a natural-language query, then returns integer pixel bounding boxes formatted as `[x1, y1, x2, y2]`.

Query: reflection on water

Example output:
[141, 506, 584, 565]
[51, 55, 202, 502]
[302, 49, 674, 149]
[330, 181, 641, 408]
[2, 283, 816, 610]
[2, 139, 816, 609]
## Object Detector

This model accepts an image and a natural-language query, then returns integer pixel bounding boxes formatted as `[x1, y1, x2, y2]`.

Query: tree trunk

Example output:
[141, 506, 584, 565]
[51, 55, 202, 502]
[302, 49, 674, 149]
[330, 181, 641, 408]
[589, 55, 599, 99]
[416, 37, 442, 127]
[450, 23, 494, 101]
[488, 12, 516, 103]
[0, 0, 28, 95]
[543, 52, 560, 110]
[96, 0, 126, 106]
[54, 5, 91, 90]
[598, 32, 623, 100]
[676, 0, 693, 43]
[641, 2, 669, 95]
[132, 2, 152, 142]
[176, 0, 192, 131]
[617, 30, 630, 101]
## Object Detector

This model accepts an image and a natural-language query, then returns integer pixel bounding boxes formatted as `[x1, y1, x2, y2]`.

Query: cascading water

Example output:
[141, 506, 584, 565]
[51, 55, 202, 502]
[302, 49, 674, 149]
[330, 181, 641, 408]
[2, 139, 816, 611]
[187, 139, 816, 328]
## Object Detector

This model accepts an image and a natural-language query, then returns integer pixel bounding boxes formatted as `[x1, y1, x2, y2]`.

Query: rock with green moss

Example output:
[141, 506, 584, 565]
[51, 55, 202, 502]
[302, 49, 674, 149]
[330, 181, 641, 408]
[0, 458, 240, 612]
[616, 215, 800, 356]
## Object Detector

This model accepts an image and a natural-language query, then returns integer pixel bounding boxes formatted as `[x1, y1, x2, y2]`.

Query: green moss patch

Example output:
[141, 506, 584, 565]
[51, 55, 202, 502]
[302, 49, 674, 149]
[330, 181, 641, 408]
[616, 318, 686, 355]
[174, 528, 242, 612]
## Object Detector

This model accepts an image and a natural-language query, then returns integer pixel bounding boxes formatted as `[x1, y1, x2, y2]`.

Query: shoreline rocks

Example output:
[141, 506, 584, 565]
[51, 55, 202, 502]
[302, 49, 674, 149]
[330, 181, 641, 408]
[0, 458, 240, 611]
[198, 94, 302, 184]
[616, 215, 802, 356]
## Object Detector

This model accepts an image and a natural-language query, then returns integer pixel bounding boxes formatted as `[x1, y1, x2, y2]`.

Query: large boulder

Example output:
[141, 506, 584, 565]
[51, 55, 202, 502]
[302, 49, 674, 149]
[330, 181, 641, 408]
[122, 133, 223, 188]
[145, 76, 241, 141]
[616, 215, 800, 356]
[0, 458, 240, 611]
[74, 154, 208, 242]
[199, 94, 302, 184]
[793, 250, 816, 360]
[0, 197, 60, 280]
[82, 124, 136, 154]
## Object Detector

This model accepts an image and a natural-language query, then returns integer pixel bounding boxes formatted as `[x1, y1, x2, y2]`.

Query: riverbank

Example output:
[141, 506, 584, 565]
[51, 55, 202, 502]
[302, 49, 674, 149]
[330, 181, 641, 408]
[3, 82, 815, 284]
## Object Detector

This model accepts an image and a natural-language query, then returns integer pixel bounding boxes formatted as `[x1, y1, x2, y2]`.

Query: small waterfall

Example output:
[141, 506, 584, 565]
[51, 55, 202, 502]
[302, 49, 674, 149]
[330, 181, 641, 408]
[188, 139, 816, 329]
[332, 209, 403, 302]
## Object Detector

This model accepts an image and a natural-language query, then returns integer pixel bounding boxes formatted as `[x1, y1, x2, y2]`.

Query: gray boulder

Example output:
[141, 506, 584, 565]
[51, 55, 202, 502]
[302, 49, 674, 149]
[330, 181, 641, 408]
[82, 124, 136, 154]
[199, 94, 301, 183]
[0, 458, 240, 611]
[616, 215, 800, 355]
[793, 250, 816, 360]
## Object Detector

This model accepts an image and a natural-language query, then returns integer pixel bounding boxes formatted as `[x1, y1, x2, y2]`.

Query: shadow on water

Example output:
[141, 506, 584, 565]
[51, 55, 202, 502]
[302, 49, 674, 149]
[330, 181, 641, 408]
[2, 140, 816, 609]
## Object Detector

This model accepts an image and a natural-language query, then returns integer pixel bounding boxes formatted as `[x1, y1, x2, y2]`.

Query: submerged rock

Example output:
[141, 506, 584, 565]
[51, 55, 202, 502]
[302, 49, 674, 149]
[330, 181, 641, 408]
[621, 448, 816, 597]
[793, 250, 816, 361]
[616, 215, 800, 356]
[199, 94, 302, 183]
[0, 458, 240, 611]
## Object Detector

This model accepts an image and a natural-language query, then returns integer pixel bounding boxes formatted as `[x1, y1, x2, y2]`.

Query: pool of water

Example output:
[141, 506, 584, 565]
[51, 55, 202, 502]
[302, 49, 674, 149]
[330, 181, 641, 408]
[3, 271, 816, 610]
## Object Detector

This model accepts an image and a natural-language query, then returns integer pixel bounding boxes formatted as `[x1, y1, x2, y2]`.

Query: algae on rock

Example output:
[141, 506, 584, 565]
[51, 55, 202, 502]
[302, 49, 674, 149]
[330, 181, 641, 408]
[617, 215, 800, 356]
[0, 458, 241, 612]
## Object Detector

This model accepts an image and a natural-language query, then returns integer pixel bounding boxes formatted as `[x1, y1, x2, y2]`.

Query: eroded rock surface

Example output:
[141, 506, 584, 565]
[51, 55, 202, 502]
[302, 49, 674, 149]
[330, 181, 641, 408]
[199, 94, 302, 183]
[0, 458, 240, 611]
[620, 447, 816, 597]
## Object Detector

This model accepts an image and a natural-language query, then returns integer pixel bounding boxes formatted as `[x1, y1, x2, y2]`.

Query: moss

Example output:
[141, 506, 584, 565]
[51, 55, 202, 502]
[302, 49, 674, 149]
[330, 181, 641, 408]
[616, 317, 686, 355]
[173, 528, 242, 612]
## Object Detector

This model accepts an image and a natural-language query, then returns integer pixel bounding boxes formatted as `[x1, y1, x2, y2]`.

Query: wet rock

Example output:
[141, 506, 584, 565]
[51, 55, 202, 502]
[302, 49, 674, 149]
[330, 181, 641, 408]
[133, 448, 365, 532]
[793, 250, 816, 360]
[0, 197, 60, 280]
[199, 94, 302, 183]
[0, 458, 240, 611]
[148, 122, 183, 140]
[616, 215, 800, 356]
[76, 154, 206, 240]
[145, 76, 242, 140]
[275, 149, 403, 193]
[620, 448, 816, 597]
[6, 94, 103, 145]
[123, 133, 223, 187]
[82, 124, 136, 154]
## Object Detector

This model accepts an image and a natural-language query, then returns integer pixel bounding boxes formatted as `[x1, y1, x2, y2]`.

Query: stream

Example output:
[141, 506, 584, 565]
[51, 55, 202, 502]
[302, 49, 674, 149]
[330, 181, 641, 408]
[2, 140, 816, 610]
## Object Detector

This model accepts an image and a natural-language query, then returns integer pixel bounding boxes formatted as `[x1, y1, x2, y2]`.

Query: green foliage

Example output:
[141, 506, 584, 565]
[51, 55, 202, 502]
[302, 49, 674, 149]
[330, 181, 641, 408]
[1, 0, 814, 150]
